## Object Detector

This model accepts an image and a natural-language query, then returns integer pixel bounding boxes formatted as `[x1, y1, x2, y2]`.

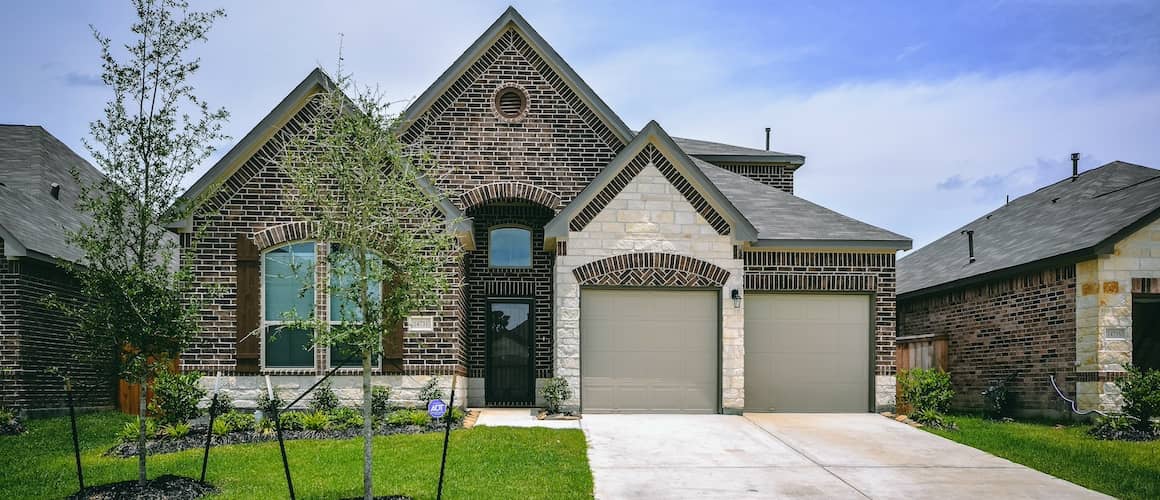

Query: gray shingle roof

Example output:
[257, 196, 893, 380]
[672, 135, 801, 162]
[693, 157, 911, 248]
[0, 125, 102, 262]
[898, 161, 1160, 296]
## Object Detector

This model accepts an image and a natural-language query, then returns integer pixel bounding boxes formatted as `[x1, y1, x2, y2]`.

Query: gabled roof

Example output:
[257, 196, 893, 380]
[668, 135, 805, 166]
[898, 161, 1160, 297]
[398, 6, 633, 147]
[0, 125, 103, 262]
[545, 121, 758, 243]
[694, 158, 911, 249]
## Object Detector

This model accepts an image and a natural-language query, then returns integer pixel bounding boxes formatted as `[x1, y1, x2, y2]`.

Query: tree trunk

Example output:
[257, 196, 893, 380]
[138, 371, 148, 487]
[363, 352, 373, 500]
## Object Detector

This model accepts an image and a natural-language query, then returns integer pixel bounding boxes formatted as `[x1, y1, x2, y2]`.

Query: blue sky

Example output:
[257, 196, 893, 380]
[2, 0, 1158, 250]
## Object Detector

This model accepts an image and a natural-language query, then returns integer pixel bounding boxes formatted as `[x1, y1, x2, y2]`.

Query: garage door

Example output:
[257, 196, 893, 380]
[581, 289, 718, 413]
[745, 294, 870, 412]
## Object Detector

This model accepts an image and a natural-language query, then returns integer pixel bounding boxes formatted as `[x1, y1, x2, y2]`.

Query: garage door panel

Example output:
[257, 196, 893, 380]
[582, 289, 718, 413]
[746, 294, 870, 412]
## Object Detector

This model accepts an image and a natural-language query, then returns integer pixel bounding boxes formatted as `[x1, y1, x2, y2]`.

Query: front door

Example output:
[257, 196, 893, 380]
[485, 299, 534, 405]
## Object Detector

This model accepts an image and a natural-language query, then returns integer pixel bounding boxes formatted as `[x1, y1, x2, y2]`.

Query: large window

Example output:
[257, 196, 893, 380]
[489, 226, 532, 268]
[328, 244, 382, 368]
[263, 242, 316, 368]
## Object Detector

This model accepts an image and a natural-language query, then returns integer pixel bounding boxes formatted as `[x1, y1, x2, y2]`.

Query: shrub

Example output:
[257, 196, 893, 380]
[211, 419, 231, 437]
[308, 380, 341, 413]
[450, 407, 466, 423]
[1089, 414, 1157, 441]
[117, 419, 159, 443]
[418, 378, 443, 404]
[209, 392, 235, 416]
[1120, 366, 1160, 430]
[386, 408, 430, 426]
[899, 368, 954, 414]
[542, 377, 572, 414]
[371, 385, 392, 419]
[330, 407, 364, 429]
[149, 371, 207, 425]
[220, 410, 255, 433]
[302, 411, 332, 431]
[0, 408, 25, 436]
[256, 416, 276, 436]
[257, 390, 285, 415]
[912, 408, 956, 429]
[278, 411, 305, 431]
[981, 372, 1018, 420]
[161, 422, 192, 439]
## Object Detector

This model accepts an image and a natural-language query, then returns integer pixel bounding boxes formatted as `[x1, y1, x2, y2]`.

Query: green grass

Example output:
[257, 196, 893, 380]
[0, 412, 593, 499]
[927, 415, 1160, 500]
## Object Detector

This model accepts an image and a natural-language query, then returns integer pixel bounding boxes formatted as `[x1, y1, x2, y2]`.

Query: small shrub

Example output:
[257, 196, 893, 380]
[211, 419, 231, 437]
[117, 419, 159, 443]
[899, 368, 954, 414]
[386, 408, 430, 426]
[149, 371, 207, 425]
[330, 407, 364, 429]
[450, 407, 465, 423]
[220, 410, 255, 433]
[1089, 414, 1157, 441]
[257, 390, 285, 414]
[1120, 366, 1160, 430]
[161, 422, 192, 439]
[542, 377, 572, 414]
[981, 372, 1018, 420]
[256, 416, 277, 435]
[278, 411, 305, 431]
[371, 385, 392, 418]
[308, 381, 341, 413]
[302, 411, 331, 431]
[912, 408, 956, 429]
[209, 392, 235, 416]
[418, 378, 443, 404]
[0, 408, 25, 435]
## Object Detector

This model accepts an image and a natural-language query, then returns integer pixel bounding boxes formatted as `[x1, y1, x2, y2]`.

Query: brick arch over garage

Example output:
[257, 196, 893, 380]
[459, 182, 562, 211]
[572, 252, 730, 288]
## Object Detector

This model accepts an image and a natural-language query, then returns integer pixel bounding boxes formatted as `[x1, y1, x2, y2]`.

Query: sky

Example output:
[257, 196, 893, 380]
[2, 0, 1158, 251]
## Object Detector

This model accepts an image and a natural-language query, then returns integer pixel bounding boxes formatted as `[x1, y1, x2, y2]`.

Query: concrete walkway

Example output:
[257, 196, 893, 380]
[472, 408, 581, 429]
[582, 413, 1109, 499]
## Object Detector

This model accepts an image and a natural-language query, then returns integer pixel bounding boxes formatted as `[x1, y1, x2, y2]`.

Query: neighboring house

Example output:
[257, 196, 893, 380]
[177, 7, 911, 413]
[897, 160, 1160, 416]
[0, 125, 114, 416]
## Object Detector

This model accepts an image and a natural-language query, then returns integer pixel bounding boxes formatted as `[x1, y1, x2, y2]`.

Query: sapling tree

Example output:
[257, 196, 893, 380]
[63, 0, 227, 487]
[279, 63, 459, 499]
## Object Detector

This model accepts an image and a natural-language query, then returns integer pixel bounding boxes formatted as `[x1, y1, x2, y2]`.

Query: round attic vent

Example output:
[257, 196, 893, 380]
[494, 86, 527, 119]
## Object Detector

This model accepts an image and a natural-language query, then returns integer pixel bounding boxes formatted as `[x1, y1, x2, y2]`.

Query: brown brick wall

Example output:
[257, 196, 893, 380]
[743, 250, 898, 376]
[464, 203, 554, 378]
[898, 265, 1076, 412]
[0, 241, 114, 414]
[711, 163, 794, 194]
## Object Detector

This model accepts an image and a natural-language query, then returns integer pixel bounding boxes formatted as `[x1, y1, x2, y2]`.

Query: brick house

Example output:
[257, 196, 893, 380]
[177, 7, 911, 413]
[0, 125, 115, 416]
[897, 160, 1160, 416]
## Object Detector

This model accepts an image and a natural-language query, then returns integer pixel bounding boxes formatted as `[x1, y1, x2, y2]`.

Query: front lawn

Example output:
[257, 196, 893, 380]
[926, 415, 1160, 500]
[0, 412, 593, 499]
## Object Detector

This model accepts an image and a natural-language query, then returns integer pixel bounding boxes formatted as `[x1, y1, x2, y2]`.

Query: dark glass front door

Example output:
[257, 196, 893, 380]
[485, 300, 534, 405]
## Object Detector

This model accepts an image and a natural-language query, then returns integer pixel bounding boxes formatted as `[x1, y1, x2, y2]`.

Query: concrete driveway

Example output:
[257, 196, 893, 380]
[581, 413, 1108, 499]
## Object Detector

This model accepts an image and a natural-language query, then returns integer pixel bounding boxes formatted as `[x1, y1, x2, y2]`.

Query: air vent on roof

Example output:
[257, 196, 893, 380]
[50, 182, 61, 200]
[495, 87, 527, 119]
[960, 229, 976, 264]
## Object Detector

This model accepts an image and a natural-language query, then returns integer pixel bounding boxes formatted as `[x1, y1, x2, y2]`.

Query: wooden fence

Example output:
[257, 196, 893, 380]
[116, 358, 179, 415]
[895, 334, 948, 413]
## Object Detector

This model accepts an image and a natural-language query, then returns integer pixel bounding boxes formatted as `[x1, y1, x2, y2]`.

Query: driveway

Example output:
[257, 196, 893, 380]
[581, 413, 1108, 499]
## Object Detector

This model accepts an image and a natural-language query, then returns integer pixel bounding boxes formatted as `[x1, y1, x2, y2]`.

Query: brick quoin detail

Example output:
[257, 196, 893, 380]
[570, 144, 731, 235]
[744, 250, 898, 376]
[712, 163, 794, 194]
[573, 252, 730, 288]
[459, 182, 562, 212]
[898, 265, 1077, 412]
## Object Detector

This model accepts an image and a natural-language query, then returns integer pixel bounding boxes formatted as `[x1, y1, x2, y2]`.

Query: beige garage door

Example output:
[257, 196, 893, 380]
[745, 294, 871, 412]
[581, 289, 718, 413]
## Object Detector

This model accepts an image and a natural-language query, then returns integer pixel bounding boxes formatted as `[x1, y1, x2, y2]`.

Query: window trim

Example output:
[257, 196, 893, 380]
[260, 241, 318, 371]
[487, 224, 534, 269]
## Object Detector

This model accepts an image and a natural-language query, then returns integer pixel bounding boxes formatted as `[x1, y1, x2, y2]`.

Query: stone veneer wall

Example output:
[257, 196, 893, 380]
[0, 241, 114, 415]
[553, 162, 746, 411]
[1075, 216, 1160, 411]
[743, 250, 899, 410]
[898, 266, 1077, 414]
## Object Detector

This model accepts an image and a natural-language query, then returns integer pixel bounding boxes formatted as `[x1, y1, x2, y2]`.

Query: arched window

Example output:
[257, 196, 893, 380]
[327, 243, 382, 368]
[263, 242, 316, 368]
[489, 226, 532, 268]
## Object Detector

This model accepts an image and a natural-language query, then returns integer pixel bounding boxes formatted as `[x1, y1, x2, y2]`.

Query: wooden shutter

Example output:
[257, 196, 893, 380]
[382, 279, 405, 372]
[236, 234, 261, 373]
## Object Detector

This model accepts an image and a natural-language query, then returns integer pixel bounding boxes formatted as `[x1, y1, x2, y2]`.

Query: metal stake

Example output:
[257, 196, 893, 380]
[436, 378, 457, 500]
[200, 393, 218, 482]
[66, 380, 84, 493]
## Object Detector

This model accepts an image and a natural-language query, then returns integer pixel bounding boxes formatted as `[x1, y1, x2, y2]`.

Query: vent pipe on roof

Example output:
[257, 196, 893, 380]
[961, 229, 976, 264]
[765, 127, 771, 151]
[50, 182, 61, 200]
[1071, 153, 1080, 181]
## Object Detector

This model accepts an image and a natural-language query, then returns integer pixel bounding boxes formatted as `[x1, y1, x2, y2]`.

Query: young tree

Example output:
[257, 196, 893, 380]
[67, 0, 227, 487]
[280, 65, 459, 500]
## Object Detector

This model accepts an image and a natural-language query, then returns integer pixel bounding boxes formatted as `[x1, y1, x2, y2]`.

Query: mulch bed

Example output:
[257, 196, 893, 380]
[0, 419, 25, 436]
[67, 475, 216, 500]
[107, 422, 462, 458]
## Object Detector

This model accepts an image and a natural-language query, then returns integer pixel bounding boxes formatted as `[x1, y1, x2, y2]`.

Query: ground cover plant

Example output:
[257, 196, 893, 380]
[0, 412, 594, 499]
